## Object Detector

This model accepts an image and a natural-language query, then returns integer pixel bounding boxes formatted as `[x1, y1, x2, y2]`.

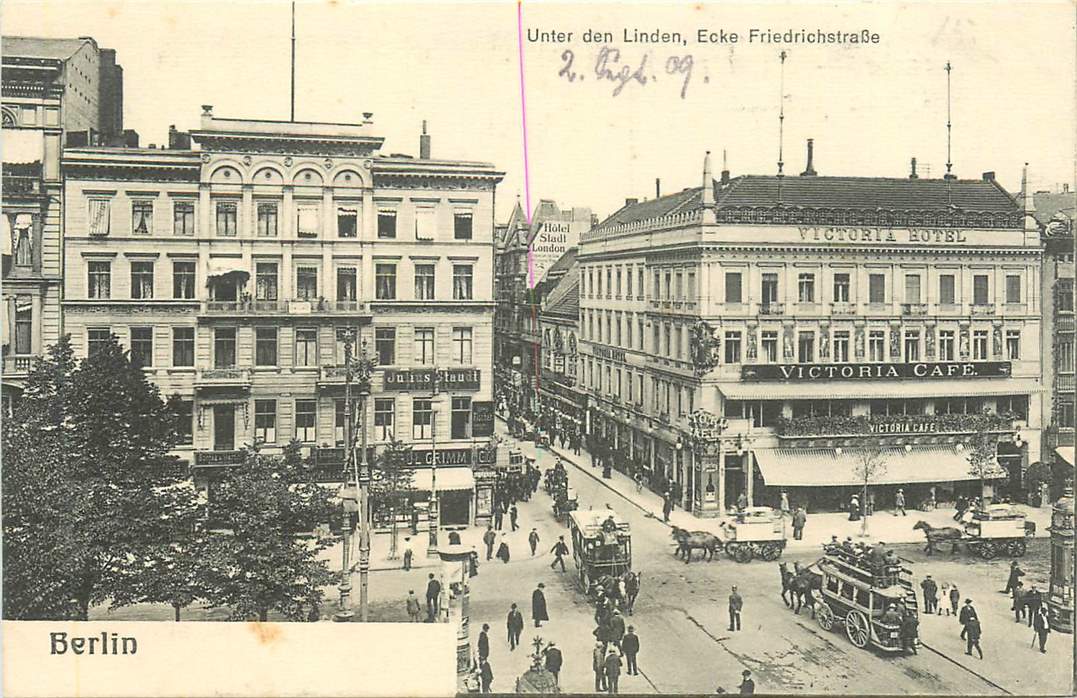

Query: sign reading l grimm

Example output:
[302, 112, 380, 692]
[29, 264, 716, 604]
[741, 361, 1012, 382]
[383, 368, 481, 392]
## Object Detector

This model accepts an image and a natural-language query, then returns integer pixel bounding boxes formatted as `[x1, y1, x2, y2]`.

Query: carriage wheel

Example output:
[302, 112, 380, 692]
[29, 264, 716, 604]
[1006, 539, 1027, 557]
[844, 610, 871, 649]
[760, 542, 783, 561]
[978, 541, 998, 560]
[731, 544, 754, 563]
[816, 603, 835, 632]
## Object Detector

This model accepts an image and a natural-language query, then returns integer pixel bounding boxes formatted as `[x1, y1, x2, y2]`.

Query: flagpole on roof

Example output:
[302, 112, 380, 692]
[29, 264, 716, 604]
[290, 1, 296, 122]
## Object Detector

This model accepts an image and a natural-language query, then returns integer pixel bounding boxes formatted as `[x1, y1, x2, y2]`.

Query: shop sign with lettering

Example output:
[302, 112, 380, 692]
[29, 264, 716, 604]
[383, 368, 481, 392]
[741, 361, 1012, 382]
[798, 227, 971, 244]
[590, 344, 627, 363]
[406, 448, 474, 467]
[472, 401, 496, 437]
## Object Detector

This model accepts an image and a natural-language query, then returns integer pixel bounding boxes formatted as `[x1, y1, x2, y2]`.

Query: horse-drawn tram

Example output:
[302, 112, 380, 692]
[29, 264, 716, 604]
[568, 510, 632, 593]
[721, 506, 787, 562]
[813, 547, 919, 652]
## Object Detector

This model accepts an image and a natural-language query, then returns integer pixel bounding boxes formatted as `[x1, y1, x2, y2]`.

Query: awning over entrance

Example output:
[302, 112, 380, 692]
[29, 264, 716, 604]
[410, 467, 476, 492]
[1056, 447, 1075, 466]
[753, 447, 1004, 487]
[720, 378, 1043, 401]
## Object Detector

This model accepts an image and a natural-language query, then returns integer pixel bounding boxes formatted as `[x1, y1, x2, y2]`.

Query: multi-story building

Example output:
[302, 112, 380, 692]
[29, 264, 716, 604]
[61, 107, 503, 527]
[536, 248, 586, 434]
[1035, 185, 1076, 478]
[578, 146, 1044, 516]
[493, 199, 591, 420]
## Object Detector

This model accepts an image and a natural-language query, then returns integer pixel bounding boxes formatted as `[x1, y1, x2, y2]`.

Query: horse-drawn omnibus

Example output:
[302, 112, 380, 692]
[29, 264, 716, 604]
[812, 547, 919, 652]
[568, 510, 632, 593]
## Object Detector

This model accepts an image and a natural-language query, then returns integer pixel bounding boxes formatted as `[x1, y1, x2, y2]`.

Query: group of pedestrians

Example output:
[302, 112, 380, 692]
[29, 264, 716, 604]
[1002, 560, 1052, 653]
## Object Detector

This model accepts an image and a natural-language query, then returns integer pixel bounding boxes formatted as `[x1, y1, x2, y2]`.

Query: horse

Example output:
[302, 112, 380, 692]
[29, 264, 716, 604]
[912, 520, 963, 555]
[779, 562, 795, 608]
[671, 526, 723, 563]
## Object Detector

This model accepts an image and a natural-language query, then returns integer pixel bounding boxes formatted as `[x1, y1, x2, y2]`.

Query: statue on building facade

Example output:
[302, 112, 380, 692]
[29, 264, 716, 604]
[690, 320, 721, 376]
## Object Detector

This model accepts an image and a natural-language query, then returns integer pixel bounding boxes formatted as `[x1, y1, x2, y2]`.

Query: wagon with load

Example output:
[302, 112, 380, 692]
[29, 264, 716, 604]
[720, 506, 787, 562]
[963, 503, 1036, 559]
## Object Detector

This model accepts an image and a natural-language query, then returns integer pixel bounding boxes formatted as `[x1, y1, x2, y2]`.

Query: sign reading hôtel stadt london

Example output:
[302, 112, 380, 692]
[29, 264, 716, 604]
[741, 361, 1012, 382]
[382, 368, 481, 392]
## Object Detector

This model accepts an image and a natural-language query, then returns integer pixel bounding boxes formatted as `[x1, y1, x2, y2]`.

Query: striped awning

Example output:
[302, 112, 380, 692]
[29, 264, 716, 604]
[720, 378, 1043, 401]
[753, 446, 1005, 487]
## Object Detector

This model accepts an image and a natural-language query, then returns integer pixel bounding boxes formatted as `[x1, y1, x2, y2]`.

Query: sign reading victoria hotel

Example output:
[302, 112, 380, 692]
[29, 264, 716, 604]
[797, 227, 976, 244]
[742, 361, 1012, 382]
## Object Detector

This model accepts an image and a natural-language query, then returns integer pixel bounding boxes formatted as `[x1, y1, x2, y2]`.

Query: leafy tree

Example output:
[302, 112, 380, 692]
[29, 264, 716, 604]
[201, 442, 337, 621]
[2, 335, 198, 620]
[370, 438, 416, 557]
[852, 447, 887, 537]
[965, 428, 1001, 504]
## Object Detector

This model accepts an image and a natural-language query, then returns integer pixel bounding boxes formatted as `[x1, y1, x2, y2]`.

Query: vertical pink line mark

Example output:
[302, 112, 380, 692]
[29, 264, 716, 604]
[516, 0, 536, 290]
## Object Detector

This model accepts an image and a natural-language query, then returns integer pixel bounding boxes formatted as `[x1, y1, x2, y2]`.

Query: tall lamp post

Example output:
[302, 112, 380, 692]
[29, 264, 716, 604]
[427, 366, 441, 557]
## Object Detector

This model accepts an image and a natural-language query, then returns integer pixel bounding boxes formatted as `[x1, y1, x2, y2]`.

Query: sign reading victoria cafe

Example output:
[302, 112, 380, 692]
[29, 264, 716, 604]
[741, 361, 1012, 382]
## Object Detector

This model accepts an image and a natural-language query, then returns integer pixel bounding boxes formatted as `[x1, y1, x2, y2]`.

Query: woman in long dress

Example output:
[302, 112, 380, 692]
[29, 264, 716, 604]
[848, 494, 861, 522]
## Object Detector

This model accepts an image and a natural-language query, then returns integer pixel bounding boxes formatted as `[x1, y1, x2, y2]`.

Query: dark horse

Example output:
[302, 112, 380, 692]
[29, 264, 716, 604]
[779, 562, 821, 617]
[671, 526, 723, 563]
[912, 520, 963, 555]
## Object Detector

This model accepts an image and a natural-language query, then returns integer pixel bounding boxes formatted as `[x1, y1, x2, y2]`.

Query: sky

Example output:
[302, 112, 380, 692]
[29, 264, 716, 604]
[3, 1, 1075, 222]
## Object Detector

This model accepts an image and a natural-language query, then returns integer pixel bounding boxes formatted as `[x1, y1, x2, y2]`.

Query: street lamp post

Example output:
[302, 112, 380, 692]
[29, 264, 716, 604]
[427, 366, 440, 557]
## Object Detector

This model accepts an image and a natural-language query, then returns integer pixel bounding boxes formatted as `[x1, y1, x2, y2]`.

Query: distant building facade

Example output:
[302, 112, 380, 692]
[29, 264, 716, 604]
[536, 248, 585, 434]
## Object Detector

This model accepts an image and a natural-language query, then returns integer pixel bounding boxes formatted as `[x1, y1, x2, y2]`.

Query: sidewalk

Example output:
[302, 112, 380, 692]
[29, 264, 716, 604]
[533, 437, 1052, 550]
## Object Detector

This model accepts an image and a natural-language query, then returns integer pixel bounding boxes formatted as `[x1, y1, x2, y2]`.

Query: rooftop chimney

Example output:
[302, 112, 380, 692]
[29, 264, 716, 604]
[702, 151, 715, 206]
[625, 198, 639, 207]
[419, 120, 431, 159]
[800, 138, 817, 176]
[656, 178, 661, 198]
[201, 104, 214, 117]
[982, 171, 995, 182]
[909, 157, 918, 180]
[1021, 163, 1036, 214]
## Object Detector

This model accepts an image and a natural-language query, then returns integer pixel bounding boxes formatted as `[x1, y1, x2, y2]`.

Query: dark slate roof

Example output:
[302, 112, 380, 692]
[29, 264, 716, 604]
[592, 174, 1022, 232]
[542, 264, 579, 320]
[545, 247, 577, 277]
[2, 36, 91, 61]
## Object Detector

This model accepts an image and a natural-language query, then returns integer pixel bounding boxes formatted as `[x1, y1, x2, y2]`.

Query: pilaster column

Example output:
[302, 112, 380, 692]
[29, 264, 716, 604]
[745, 450, 754, 506]
[717, 440, 726, 517]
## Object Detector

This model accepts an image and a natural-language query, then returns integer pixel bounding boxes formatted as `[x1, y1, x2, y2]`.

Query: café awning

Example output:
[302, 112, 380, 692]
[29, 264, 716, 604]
[1056, 447, 1075, 466]
[720, 378, 1043, 401]
[410, 467, 476, 492]
[753, 446, 1004, 487]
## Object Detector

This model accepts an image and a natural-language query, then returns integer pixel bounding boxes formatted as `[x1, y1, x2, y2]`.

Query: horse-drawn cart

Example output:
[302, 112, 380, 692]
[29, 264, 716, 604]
[569, 510, 631, 592]
[721, 506, 787, 562]
[913, 503, 1035, 559]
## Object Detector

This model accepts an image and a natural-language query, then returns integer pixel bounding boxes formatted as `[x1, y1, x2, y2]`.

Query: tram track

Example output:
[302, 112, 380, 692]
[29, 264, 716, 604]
[917, 640, 1013, 695]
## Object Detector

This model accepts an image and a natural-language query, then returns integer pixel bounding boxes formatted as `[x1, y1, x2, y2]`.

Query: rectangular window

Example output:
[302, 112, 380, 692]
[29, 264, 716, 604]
[414, 327, 435, 365]
[173, 201, 195, 236]
[214, 327, 237, 368]
[687, 271, 696, 301]
[294, 399, 317, 442]
[725, 272, 742, 303]
[334, 399, 348, 446]
[939, 274, 956, 305]
[412, 398, 432, 440]
[88, 261, 111, 299]
[337, 207, 358, 238]
[453, 264, 474, 300]
[452, 327, 473, 364]
[255, 327, 278, 366]
[453, 211, 473, 240]
[973, 330, 989, 360]
[1005, 275, 1022, 304]
[664, 271, 671, 300]
[175, 400, 193, 445]
[1006, 330, 1021, 360]
[87, 327, 111, 355]
[1057, 339, 1074, 374]
[451, 396, 471, 439]
[415, 263, 436, 300]
[255, 400, 277, 444]
[833, 273, 850, 302]
[172, 261, 195, 299]
[626, 268, 633, 299]
[638, 267, 645, 297]
[375, 327, 396, 365]
[904, 330, 921, 362]
[296, 204, 320, 238]
[973, 275, 990, 305]
[172, 327, 194, 367]
[637, 319, 645, 351]
[131, 200, 153, 235]
[368, 398, 394, 441]
[296, 266, 318, 300]
[130, 261, 155, 299]
[868, 274, 886, 303]
[724, 331, 742, 364]
[215, 201, 237, 237]
[674, 271, 683, 300]
[833, 331, 850, 363]
[256, 262, 279, 301]
[663, 324, 671, 356]
[1058, 279, 1075, 313]
[652, 270, 660, 299]
[652, 323, 660, 353]
[415, 207, 436, 240]
[625, 315, 634, 347]
[375, 264, 397, 300]
[798, 273, 815, 303]
[798, 332, 815, 363]
[938, 330, 955, 361]
[761, 273, 779, 305]
[12, 303, 31, 354]
[616, 268, 623, 297]
[762, 331, 778, 363]
[336, 267, 358, 302]
[377, 210, 397, 239]
[905, 274, 921, 303]
[334, 327, 360, 365]
[257, 202, 279, 237]
[130, 327, 153, 366]
[295, 328, 318, 367]
[869, 330, 886, 362]
[88, 199, 111, 236]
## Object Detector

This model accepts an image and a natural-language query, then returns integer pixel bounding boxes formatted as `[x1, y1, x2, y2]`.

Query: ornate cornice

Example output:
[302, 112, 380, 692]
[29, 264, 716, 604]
[372, 173, 498, 191]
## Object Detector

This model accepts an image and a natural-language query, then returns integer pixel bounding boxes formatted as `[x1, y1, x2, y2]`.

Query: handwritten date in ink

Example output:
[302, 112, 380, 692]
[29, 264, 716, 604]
[558, 46, 696, 99]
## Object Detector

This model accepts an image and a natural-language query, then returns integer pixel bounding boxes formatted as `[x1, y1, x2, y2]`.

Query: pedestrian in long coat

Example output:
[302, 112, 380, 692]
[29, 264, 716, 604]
[1024, 586, 1043, 628]
[532, 582, 549, 627]
[894, 489, 907, 516]
[780, 490, 791, 517]
[496, 536, 510, 564]
[604, 648, 623, 694]
[479, 658, 493, 693]
[622, 626, 640, 675]
[477, 623, 491, 661]
[593, 642, 608, 692]
[607, 609, 626, 649]
[494, 506, 504, 531]
[965, 617, 983, 659]
[483, 526, 496, 561]
[949, 584, 961, 617]
[1033, 605, 1051, 652]
[543, 642, 563, 685]
[528, 528, 541, 556]
[662, 496, 673, 523]
[848, 494, 861, 521]
[1003, 560, 1025, 594]
[506, 604, 524, 650]
[900, 613, 919, 654]
[959, 599, 978, 640]
[792, 507, 807, 540]
[921, 575, 938, 614]
[510, 504, 519, 531]
[1012, 582, 1026, 623]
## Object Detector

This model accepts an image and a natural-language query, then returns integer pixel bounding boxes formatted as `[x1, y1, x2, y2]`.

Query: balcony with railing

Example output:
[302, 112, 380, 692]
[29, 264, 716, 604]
[2, 355, 37, 375]
[1057, 373, 1076, 393]
[971, 303, 997, 316]
[830, 302, 857, 315]
[901, 303, 929, 316]
[202, 299, 371, 316]
[194, 368, 252, 387]
[758, 302, 785, 316]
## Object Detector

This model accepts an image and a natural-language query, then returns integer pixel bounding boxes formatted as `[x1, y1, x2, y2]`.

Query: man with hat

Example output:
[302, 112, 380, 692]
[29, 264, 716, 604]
[728, 585, 743, 631]
[593, 641, 608, 692]
[607, 608, 626, 649]
[894, 488, 907, 516]
[543, 641, 563, 685]
[477, 623, 491, 662]
[532, 582, 549, 627]
[603, 646, 623, 694]
[738, 670, 755, 695]
[622, 625, 640, 676]
[959, 598, 978, 640]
